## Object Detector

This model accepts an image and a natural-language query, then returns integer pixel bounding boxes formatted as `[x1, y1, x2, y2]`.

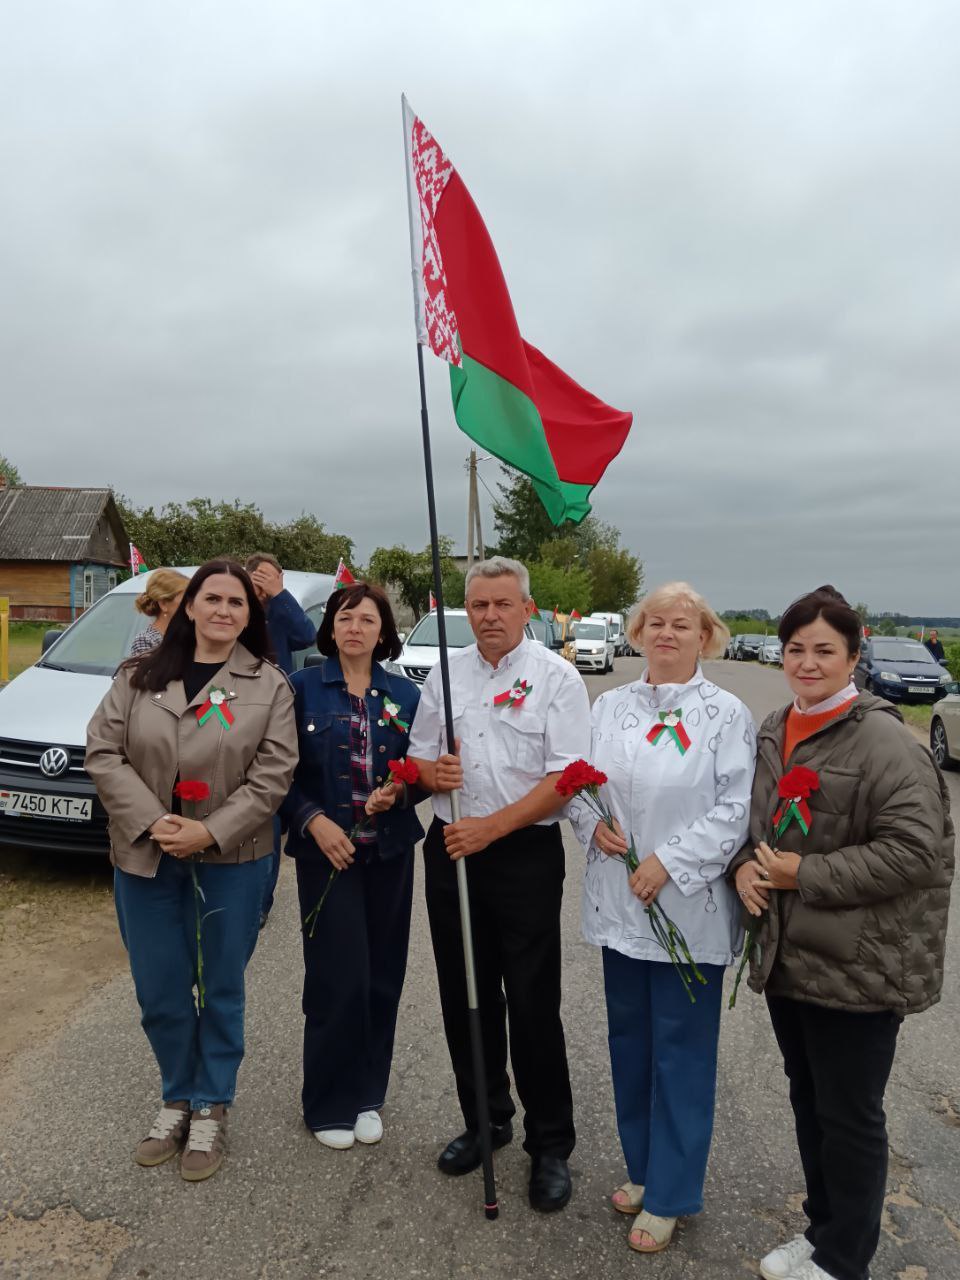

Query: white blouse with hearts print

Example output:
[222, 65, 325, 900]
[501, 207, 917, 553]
[568, 667, 757, 966]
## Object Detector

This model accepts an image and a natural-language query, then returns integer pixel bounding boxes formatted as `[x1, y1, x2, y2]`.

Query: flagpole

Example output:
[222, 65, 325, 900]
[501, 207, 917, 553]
[414, 343, 499, 1222]
[404, 96, 498, 1222]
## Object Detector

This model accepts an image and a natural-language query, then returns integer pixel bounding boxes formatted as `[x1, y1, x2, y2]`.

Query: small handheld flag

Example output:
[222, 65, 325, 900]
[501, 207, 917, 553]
[129, 544, 148, 575]
[333, 558, 356, 590]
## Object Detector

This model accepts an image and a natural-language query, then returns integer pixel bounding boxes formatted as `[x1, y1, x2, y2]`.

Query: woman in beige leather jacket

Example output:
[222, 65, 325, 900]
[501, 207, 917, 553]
[86, 560, 297, 1183]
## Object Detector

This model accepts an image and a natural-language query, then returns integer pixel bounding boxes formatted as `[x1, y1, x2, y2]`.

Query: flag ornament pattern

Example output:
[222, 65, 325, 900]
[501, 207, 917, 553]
[403, 96, 633, 527]
[129, 544, 148, 575]
[646, 709, 692, 755]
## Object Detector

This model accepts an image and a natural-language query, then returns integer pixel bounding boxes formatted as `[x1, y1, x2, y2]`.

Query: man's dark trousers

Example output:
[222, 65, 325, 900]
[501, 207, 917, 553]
[423, 817, 575, 1159]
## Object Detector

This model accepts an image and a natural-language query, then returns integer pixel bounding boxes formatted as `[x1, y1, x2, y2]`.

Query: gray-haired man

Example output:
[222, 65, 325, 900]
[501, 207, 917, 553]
[408, 557, 590, 1212]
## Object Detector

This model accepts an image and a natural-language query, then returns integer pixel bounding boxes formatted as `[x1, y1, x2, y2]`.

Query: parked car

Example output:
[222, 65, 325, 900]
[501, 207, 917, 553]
[930, 682, 960, 769]
[391, 608, 537, 685]
[854, 637, 951, 705]
[758, 637, 782, 665]
[0, 569, 333, 856]
[571, 619, 615, 674]
[590, 612, 628, 656]
[726, 634, 743, 660]
[734, 634, 766, 661]
[528, 613, 566, 653]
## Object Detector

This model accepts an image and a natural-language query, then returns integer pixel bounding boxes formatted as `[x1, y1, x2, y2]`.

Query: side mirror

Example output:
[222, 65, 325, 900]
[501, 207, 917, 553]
[303, 652, 325, 668]
[41, 629, 63, 654]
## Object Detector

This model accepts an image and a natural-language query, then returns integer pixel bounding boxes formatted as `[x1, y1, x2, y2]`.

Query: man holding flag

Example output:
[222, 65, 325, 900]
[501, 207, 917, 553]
[408, 557, 590, 1212]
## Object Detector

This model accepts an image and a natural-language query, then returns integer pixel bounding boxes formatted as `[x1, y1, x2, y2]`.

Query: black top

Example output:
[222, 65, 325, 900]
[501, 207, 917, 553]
[183, 660, 226, 705]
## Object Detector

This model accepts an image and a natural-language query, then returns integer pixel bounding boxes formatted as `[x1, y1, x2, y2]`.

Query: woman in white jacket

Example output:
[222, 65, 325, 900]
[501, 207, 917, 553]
[570, 583, 756, 1254]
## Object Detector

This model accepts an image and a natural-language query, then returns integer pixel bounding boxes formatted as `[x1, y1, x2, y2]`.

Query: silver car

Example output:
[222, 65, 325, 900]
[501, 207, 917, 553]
[758, 637, 782, 665]
[930, 682, 960, 769]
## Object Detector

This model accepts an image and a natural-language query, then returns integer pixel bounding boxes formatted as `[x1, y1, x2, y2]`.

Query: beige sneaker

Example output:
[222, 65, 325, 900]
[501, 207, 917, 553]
[180, 1105, 227, 1182]
[135, 1102, 190, 1167]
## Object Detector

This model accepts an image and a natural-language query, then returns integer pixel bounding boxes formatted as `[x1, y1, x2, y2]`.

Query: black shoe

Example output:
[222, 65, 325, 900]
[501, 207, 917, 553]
[437, 1122, 513, 1176]
[258, 912, 268, 930]
[528, 1155, 572, 1212]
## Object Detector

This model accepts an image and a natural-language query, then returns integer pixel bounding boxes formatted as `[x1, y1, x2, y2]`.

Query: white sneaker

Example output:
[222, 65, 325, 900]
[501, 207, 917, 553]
[354, 1110, 383, 1144]
[759, 1235, 815, 1280]
[778, 1259, 834, 1280]
[314, 1127, 354, 1149]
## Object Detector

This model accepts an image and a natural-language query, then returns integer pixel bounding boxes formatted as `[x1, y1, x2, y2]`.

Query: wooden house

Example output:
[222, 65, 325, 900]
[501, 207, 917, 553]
[0, 482, 128, 621]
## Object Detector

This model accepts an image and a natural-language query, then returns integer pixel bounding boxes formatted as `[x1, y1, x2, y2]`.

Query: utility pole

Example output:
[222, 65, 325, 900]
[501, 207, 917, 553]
[466, 450, 484, 569]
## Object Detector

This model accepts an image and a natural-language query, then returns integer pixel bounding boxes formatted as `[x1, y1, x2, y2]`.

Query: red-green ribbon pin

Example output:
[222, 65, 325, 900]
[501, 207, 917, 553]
[494, 678, 532, 709]
[773, 796, 812, 838]
[378, 697, 410, 732]
[646, 708, 692, 754]
[196, 687, 234, 730]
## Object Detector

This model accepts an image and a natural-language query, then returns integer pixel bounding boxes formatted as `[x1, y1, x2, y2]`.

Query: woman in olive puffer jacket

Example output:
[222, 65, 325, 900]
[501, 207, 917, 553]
[729, 586, 953, 1280]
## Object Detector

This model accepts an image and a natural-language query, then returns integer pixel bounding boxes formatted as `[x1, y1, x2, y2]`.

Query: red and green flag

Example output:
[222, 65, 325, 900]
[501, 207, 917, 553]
[403, 98, 633, 526]
[333, 558, 356, 590]
[530, 599, 541, 619]
[129, 543, 148, 575]
[569, 609, 582, 621]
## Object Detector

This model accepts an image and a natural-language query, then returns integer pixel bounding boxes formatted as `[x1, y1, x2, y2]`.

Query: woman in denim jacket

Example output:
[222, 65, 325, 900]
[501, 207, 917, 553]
[284, 582, 424, 1150]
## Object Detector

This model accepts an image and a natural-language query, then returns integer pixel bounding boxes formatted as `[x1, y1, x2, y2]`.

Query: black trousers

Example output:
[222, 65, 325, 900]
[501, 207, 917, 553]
[767, 995, 902, 1280]
[423, 818, 575, 1159]
[296, 849, 414, 1130]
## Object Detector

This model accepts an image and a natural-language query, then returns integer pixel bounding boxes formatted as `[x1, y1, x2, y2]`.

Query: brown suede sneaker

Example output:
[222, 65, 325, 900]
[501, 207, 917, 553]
[180, 1105, 227, 1182]
[134, 1102, 190, 1167]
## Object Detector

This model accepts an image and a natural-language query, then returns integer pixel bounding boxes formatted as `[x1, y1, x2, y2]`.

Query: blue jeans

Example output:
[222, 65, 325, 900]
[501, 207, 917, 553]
[602, 947, 724, 1217]
[114, 855, 270, 1110]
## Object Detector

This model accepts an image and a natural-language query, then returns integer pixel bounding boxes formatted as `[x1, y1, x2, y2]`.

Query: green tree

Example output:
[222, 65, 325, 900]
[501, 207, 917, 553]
[0, 454, 23, 486]
[116, 496, 352, 572]
[877, 618, 897, 636]
[586, 545, 643, 612]
[853, 602, 869, 623]
[527, 562, 593, 616]
[367, 538, 463, 619]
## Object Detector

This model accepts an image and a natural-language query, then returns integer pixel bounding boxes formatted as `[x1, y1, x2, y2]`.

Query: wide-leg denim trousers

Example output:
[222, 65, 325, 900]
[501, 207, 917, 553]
[115, 855, 270, 1111]
[603, 946, 724, 1218]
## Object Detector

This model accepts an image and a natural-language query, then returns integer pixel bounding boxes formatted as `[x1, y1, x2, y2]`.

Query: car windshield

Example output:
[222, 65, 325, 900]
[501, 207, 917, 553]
[871, 641, 938, 664]
[576, 623, 606, 639]
[37, 594, 149, 676]
[406, 613, 476, 647]
[745, 634, 765, 643]
[529, 616, 547, 642]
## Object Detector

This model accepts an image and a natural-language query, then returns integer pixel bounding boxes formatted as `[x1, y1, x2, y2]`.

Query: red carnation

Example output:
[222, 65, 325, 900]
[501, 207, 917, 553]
[777, 766, 820, 801]
[173, 780, 211, 803]
[556, 759, 608, 798]
[388, 757, 420, 786]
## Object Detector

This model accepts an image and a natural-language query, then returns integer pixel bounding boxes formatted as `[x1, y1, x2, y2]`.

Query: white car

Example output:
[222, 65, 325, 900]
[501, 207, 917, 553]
[590, 612, 628, 656]
[390, 608, 536, 685]
[572, 619, 615, 674]
[930, 681, 960, 770]
[0, 568, 333, 856]
[758, 637, 782, 665]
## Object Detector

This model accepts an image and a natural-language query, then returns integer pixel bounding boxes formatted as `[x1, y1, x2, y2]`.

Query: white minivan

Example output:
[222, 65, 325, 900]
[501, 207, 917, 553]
[0, 569, 332, 856]
[573, 618, 615, 674]
[590, 611, 627, 656]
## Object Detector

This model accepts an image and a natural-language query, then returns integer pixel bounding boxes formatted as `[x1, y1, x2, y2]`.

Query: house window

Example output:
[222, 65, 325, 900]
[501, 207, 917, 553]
[107, 572, 117, 591]
[83, 570, 94, 608]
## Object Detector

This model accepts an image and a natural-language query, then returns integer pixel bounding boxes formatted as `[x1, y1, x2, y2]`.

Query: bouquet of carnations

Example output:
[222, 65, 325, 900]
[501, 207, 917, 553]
[728, 765, 820, 1009]
[302, 758, 420, 938]
[557, 760, 707, 1003]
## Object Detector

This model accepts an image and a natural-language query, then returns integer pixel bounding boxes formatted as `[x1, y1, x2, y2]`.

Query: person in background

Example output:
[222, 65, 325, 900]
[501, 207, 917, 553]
[408, 557, 590, 1214]
[130, 569, 190, 656]
[244, 552, 318, 927]
[86, 560, 298, 1182]
[924, 629, 946, 663]
[731, 586, 953, 1280]
[283, 582, 423, 1150]
[569, 582, 755, 1254]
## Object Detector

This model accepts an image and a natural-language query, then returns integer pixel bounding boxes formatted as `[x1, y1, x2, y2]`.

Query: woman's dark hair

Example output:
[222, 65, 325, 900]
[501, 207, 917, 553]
[317, 582, 402, 662]
[778, 585, 861, 657]
[126, 560, 272, 691]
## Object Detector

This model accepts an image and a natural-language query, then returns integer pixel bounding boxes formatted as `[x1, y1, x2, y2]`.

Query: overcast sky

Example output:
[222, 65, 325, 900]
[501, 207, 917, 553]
[2, 1, 958, 613]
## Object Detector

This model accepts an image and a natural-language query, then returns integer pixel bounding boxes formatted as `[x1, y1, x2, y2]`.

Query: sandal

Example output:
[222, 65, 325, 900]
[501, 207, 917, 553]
[628, 1210, 677, 1253]
[611, 1181, 645, 1214]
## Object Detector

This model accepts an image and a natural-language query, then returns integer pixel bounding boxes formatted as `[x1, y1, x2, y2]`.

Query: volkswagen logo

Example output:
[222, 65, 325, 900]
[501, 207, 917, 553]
[39, 747, 70, 778]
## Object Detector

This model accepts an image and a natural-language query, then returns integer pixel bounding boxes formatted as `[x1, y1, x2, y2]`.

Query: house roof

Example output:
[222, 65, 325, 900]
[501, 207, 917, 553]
[0, 486, 127, 563]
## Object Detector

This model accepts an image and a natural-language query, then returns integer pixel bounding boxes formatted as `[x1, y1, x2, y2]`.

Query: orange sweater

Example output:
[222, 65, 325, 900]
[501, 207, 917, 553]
[782, 697, 857, 763]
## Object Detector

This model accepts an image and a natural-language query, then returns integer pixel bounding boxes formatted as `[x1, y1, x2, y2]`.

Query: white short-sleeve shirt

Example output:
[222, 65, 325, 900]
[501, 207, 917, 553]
[407, 636, 591, 824]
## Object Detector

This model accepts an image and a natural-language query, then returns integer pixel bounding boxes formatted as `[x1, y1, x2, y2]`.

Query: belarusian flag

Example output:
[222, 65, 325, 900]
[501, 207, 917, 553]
[333, 558, 356, 590]
[570, 609, 582, 621]
[530, 599, 541, 619]
[403, 97, 633, 526]
[129, 544, 148, 575]
[552, 604, 560, 622]
[429, 590, 437, 610]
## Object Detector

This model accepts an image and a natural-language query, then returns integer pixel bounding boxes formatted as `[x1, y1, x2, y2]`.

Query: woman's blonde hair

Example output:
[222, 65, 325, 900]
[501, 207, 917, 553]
[135, 568, 190, 618]
[626, 581, 730, 660]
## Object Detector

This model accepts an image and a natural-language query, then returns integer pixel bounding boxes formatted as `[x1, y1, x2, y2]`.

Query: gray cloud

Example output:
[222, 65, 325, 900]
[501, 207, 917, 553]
[2, 0, 958, 614]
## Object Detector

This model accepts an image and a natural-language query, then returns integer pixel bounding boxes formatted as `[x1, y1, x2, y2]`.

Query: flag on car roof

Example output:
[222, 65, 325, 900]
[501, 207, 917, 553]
[429, 590, 437, 610]
[530, 599, 541, 619]
[570, 609, 582, 621]
[129, 544, 148, 575]
[333, 558, 356, 590]
[402, 97, 633, 527]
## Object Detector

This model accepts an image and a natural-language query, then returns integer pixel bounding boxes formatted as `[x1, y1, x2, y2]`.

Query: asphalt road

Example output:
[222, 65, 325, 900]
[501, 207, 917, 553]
[1, 658, 957, 1280]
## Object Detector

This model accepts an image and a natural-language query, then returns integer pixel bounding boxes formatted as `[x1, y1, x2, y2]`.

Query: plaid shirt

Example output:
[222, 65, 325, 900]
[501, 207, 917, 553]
[348, 694, 376, 845]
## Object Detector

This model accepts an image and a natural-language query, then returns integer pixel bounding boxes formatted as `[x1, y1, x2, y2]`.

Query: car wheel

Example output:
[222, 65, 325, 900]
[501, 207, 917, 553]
[931, 718, 954, 769]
